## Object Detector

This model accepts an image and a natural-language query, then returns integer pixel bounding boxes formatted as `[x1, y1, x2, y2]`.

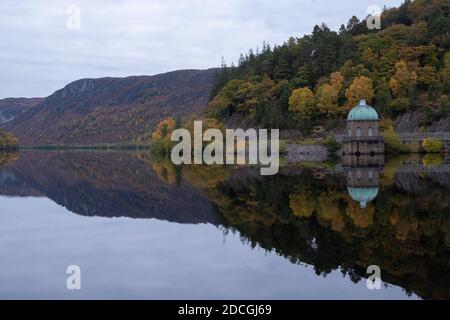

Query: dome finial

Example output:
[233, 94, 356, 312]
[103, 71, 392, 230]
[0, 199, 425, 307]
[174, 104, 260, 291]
[359, 99, 366, 105]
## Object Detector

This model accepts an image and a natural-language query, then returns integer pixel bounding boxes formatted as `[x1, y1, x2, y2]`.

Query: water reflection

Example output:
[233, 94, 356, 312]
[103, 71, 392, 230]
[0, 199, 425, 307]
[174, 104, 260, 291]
[0, 151, 449, 299]
[343, 155, 384, 208]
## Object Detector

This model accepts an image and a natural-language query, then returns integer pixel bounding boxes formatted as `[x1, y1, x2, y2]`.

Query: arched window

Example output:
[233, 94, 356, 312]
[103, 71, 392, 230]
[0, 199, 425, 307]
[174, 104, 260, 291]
[356, 127, 362, 137]
[368, 127, 374, 137]
[348, 128, 352, 137]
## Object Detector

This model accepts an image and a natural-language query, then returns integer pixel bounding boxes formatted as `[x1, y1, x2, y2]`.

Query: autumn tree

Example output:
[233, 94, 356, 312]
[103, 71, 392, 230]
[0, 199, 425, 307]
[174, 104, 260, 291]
[390, 61, 417, 98]
[0, 129, 18, 151]
[317, 84, 340, 117]
[151, 118, 176, 155]
[330, 71, 344, 93]
[345, 76, 375, 109]
[152, 118, 175, 141]
[289, 87, 316, 122]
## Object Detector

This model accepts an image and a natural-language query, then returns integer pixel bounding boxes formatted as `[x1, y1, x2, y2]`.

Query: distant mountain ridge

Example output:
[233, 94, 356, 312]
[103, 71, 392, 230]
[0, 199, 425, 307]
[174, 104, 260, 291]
[0, 97, 43, 124]
[1, 69, 218, 145]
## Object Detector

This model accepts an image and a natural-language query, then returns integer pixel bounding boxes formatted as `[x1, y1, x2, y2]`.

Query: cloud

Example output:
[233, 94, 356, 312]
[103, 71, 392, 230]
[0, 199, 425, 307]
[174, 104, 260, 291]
[0, 0, 403, 98]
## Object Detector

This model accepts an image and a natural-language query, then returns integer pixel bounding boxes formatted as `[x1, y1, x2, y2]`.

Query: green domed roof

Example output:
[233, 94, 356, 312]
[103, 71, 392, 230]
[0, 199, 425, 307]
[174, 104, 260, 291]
[347, 100, 379, 121]
[347, 187, 379, 208]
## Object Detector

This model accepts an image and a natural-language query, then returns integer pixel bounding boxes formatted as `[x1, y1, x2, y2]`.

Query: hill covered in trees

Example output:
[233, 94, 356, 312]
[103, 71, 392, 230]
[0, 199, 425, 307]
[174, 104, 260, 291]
[207, 0, 450, 133]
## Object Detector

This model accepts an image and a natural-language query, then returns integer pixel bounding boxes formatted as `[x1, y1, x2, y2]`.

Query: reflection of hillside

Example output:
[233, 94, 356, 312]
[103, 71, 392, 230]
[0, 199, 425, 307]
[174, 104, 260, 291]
[189, 164, 450, 300]
[1, 152, 450, 299]
[0, 153, 39, 197]
[0, 151, 215, 224]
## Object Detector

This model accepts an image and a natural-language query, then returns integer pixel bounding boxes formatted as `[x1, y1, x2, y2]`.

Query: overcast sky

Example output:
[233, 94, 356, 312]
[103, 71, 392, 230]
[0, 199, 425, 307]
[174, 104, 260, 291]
[0, 0, 403, 98]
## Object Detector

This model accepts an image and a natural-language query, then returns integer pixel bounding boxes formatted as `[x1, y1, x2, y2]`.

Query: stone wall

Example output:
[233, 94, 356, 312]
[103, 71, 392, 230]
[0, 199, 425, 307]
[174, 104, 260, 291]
[342, 138, 385, 155]
[286, 144, 328, 163]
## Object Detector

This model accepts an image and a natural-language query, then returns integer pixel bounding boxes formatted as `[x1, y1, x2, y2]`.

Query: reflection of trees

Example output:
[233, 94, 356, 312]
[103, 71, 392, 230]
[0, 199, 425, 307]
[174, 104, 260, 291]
[0, 152, 19, 168]
[182, 165, 230, 189]
[181, 163, 450, 300]
[422, 154, 445, 167]
[152, 158, 178, 185]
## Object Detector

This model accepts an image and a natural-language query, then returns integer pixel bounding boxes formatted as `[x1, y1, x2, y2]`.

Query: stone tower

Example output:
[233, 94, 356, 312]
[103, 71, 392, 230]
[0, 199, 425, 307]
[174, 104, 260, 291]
[342, 100, 384, 155]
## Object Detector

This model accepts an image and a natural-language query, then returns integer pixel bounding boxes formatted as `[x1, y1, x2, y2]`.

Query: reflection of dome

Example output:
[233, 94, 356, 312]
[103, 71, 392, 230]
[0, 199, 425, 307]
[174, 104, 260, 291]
[347, 100, 379, 121]
[347, 187, 379, 208]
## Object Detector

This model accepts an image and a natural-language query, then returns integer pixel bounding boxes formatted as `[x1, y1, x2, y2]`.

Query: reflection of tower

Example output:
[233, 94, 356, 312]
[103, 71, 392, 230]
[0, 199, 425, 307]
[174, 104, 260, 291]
[343, 154, 384, 208]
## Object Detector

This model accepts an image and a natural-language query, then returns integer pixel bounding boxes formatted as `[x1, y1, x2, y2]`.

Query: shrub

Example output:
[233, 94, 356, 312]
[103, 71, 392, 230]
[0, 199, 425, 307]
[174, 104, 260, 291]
[322, 136, 341, 153]
[382, 126, 406, 153]
[379, 118, 395, 131]
[422, 138, 444, 153]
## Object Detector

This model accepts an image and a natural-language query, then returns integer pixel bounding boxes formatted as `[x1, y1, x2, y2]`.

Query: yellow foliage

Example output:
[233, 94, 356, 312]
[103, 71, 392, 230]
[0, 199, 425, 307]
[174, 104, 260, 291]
[0, 129, 19, 150]
[382, 125, 406, 152]
[346, 202, 375, 228]
[422, 138, 444, 153]
[390, 208, 418, 242]
[390, 60, 416, 97]
[289, 193, 315, 218]
[288, 87, 316, 121]
[152, 159, 176, 184]
[152, 118, 176, 141]
[345, 76, 375, 109]
[390, 78, 399, 97]
[0, 152, 19, 168]
[330, 72, 344, 92]
[317, 84, 340, 116]
[182, 165, 230, 189]
[316, 193, 345, 232]
[422, 153, 444, 166]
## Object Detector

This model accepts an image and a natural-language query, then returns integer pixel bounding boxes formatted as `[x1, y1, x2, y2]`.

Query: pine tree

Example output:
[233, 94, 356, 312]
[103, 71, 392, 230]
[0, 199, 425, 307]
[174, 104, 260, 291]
[273, 54, 291, 81]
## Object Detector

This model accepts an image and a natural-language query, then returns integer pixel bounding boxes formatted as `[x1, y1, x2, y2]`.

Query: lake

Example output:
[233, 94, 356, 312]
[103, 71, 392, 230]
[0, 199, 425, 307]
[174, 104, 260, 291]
[0, 151, 449, 299]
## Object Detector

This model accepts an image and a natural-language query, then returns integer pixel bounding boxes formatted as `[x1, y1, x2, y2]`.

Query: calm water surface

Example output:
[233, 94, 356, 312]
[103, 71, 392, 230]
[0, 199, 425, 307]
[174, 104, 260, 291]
[1, 151, 449, 299]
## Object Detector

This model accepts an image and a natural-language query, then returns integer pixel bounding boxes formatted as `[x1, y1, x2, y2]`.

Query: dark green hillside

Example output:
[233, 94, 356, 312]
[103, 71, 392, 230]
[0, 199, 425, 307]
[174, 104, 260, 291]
[208, 0, 450, 132]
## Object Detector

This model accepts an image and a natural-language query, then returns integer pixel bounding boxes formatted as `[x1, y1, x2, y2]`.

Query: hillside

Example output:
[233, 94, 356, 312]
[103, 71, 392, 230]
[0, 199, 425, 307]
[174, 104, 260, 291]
[207, 0, 450, 134]
[0, 98, 43, 124]
[2, 69, 217, 145]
